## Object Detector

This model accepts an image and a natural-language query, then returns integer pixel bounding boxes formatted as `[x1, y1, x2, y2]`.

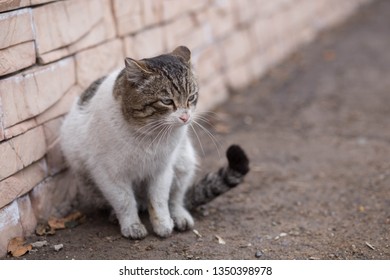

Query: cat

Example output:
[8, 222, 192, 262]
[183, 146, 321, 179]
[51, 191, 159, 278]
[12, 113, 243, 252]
[60, 46, 249, 239]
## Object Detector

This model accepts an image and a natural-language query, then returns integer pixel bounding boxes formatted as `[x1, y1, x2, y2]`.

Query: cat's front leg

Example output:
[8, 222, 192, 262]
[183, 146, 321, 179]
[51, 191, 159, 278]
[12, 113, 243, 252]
[148, 167, 175, 238]
[93, 172, 148, 239]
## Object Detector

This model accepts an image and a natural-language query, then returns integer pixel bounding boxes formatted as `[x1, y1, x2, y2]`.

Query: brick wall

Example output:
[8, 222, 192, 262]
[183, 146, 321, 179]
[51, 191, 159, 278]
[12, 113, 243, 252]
[0, 0, 371, 256]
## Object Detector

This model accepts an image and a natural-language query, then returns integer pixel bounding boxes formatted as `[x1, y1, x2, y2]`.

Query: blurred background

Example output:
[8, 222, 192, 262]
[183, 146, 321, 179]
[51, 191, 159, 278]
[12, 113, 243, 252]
[2, 0, 388, 259]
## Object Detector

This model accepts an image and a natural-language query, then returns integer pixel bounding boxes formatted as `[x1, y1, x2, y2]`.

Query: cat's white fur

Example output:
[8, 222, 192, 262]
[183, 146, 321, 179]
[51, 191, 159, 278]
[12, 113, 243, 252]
[61, 70, 197, 239]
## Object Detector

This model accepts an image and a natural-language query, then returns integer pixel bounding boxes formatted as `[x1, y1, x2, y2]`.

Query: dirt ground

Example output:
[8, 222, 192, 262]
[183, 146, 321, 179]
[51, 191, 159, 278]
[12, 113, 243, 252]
[7, 0, 390, 260]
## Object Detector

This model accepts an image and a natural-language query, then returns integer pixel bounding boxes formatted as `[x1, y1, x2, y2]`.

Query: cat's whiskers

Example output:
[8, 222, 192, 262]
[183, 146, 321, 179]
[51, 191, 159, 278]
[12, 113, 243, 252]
[190, 122, 205, 156]
[134, 119, 166, 139]
[194, 110, 221, 121]
[133, 120, 167, 144]
[192, 118, 221, 158]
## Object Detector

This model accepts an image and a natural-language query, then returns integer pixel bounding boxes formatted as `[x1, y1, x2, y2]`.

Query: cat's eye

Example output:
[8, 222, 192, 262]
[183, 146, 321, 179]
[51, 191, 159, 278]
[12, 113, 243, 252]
[188, 94, 197, 103]
[161, 98, 174, 105]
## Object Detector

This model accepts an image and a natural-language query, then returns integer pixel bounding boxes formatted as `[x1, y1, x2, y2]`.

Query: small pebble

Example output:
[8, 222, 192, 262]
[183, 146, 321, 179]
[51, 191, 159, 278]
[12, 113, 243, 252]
[54, 244, 63, 252]
[255, 250, 263, 258]
[31, 240, 48, 248]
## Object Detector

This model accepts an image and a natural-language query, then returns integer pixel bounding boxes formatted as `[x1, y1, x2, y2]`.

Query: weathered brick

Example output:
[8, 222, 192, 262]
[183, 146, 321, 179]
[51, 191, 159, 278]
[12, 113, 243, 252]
[143, 0, 163, 27]
[0, 126, 47, 181]
[161, 0, 208, 21]
[0, 123, 4, 142]
[0, 41, 36, 76]
[0, 8, 34, 49]
[220, 30, 252, 67]
[0, 57, 75, 128]
[163, 15, 195, 51]
[30, 171, 77, 220]
[37, 0, 116, 64]
[112, 0, 143, 36]
[232, 0, 259, 24]
[33, 0, 104, 56]
[224, 61, 254, 91]
[17, 194, 38, 235]
[75, 39, 124, 88]
[125, 26, 165, 59]
[0, 201, 22, 257]
[197, 76, 227, 113]
[194, 46, 224, 84]
[197, 0, 236, 39]
[3, 118, 37, 140]
[31, 0, 55, 4]
[0, 0, 30, 13]
[36, 85, 82, 125]
[250, 17, 276, 53]
[42, 117, 65, 175]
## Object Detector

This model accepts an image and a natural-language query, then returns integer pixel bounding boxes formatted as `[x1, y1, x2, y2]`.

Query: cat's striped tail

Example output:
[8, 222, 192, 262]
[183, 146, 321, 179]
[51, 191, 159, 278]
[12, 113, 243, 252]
[185, 145, 250, 210]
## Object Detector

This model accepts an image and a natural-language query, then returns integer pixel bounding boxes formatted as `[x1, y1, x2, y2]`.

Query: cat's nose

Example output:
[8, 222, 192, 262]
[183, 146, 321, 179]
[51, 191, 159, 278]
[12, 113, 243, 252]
[179, 113, 190, 123]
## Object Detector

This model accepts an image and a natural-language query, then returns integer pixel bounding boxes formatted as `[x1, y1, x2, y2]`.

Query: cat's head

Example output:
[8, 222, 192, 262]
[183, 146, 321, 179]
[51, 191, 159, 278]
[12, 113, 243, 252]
[116, 46, 199, 128]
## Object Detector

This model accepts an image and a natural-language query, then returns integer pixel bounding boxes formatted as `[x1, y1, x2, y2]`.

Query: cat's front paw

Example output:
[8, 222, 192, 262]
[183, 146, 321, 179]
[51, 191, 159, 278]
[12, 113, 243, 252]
[121, 223, 148, 239]
[172, 209, 194, 231]
[152, 218, 174, 238]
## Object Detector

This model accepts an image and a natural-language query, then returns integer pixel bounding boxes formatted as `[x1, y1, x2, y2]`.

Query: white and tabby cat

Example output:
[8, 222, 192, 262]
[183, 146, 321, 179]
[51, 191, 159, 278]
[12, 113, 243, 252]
[60, 46, 249, 239]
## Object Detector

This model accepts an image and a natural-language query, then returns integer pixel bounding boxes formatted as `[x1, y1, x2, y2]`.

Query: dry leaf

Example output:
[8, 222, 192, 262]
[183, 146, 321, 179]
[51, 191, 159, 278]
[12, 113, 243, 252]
[48, 211, 84, 230]
[48, 217, 66, 230]
[7, 237, 32, 257]
[35, 223, 56, 236]
[215, 234, 226, 245]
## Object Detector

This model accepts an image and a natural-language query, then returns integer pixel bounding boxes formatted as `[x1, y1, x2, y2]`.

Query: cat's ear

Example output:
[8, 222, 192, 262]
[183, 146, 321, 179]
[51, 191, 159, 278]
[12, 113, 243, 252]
[171, 46, 191, 64]
[124, 58, 153, 82]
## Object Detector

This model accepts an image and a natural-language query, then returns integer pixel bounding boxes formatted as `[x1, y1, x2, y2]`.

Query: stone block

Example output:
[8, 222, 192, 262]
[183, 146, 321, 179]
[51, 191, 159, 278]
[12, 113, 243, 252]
[36, 85, 82, 125]
[143, 0, 163, 27]
[37, 0, 117, 64]
[43, 117, 65, 175]
[197, 0, 236, 39]
[0, 41, 36, 76]
[197, 76, 227, 113]
[3, 118, 37, 140]
[17, 194, 38, 235]
[30, 171, 77, 221]
[0, 123, 4, 142]
[163, 15, 195, 51]
[31, 0, 55, 4]
[194, 46, 224, 84]
[0, 0, 30, 13]
[33, 0, 104, 56]
[0, 126, 47, 181]
[114, 0, 163, 35]
[232, 0, 259, 24]
[0, 57, 75, 128]
[75, 39, 124, 89]
[220, 30, 252, 67]
[0, 201, 22, 257]
[112, 0, 143, 36]
[125, 26, 165, 59]
[0, 8, 34, 49]
[161, 0, 208, 21]
[224, 61, 253, 91]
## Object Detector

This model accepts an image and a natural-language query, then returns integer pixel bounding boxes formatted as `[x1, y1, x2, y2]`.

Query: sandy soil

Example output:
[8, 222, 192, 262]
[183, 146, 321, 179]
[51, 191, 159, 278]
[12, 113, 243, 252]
[5, 0, 390, 260]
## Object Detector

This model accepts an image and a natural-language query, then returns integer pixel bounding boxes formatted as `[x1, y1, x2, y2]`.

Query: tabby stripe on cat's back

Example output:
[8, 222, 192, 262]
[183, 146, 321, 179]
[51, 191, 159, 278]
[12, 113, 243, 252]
[78, 76, 107, 107]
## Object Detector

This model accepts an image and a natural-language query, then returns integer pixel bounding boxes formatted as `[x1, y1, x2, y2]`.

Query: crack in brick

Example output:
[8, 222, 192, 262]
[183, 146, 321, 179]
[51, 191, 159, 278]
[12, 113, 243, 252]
[7, 140, 25, 168]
